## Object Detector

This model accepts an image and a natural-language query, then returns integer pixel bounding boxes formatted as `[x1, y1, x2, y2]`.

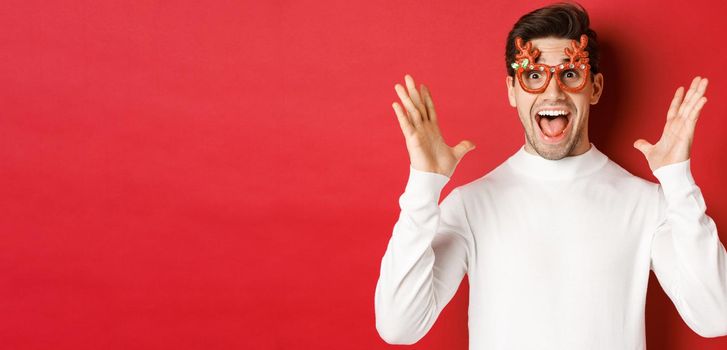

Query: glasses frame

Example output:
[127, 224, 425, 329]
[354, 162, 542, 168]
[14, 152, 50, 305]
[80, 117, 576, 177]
[512, 34, 592, 94]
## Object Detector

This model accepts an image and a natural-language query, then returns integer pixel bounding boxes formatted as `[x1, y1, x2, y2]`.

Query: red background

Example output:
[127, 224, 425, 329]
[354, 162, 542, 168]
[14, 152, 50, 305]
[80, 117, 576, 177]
[2, 0, 727, 349]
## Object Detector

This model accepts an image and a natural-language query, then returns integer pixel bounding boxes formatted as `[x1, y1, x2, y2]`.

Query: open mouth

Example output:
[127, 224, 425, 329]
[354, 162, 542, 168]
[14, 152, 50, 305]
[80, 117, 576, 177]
[534, 109, 572, 142]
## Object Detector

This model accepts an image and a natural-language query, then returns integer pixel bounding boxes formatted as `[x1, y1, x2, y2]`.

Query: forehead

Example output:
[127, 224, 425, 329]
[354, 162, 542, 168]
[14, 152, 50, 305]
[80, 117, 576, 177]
[529, 36, 573, 64]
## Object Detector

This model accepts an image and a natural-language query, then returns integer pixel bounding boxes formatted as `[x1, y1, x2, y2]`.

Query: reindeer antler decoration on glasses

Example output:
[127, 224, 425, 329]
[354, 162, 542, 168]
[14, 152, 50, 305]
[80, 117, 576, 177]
[511, 34, 591, 94]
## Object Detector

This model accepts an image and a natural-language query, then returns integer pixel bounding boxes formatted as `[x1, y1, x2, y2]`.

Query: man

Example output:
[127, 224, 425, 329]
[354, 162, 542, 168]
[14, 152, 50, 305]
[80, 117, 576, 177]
[374, 3, 727, 349]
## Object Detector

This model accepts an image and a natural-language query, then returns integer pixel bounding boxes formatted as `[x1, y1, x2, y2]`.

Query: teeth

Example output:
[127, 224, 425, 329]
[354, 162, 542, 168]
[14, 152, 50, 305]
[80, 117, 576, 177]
[537, 110, 568, 117]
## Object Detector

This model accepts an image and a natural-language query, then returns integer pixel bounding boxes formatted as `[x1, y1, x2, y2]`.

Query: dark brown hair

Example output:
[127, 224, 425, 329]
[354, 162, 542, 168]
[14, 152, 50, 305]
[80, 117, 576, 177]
[505, 2, 599, 82]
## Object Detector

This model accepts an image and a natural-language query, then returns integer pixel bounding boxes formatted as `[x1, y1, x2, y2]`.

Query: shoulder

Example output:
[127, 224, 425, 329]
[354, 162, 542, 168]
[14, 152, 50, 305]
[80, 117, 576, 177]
[450, 161, 523, 202]
[596, 158, 662, 203]
[601, 158, 658, 186]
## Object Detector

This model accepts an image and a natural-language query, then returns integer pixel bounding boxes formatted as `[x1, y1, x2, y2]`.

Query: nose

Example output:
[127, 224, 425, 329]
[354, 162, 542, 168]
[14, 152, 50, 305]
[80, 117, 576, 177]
[543, 73, 566, 100]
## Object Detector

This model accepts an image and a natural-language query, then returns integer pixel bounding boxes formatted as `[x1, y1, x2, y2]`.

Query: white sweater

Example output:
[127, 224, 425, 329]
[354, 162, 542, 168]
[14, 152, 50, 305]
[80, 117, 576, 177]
[375, 143, 727, 349]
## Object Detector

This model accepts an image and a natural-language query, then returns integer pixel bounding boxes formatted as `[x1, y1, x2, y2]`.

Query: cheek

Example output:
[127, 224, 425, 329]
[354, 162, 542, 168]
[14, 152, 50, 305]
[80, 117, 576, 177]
[517, 107, 535, 128]
[572, 97, 590, 114]
[513, 91, 539, 125]
[514, 95, 536, 113]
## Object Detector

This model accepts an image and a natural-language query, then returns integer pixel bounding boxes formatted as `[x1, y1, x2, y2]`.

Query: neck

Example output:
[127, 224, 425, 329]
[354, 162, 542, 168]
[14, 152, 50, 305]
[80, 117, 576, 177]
[507, 141, 608, 181]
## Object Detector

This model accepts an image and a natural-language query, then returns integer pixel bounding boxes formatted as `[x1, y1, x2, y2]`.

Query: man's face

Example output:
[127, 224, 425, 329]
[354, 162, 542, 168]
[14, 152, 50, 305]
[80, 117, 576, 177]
[506, 36, 604, 160]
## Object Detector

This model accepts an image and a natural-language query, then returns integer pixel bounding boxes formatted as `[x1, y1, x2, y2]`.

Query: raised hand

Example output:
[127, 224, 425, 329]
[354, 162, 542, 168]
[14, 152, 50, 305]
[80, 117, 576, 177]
[392, 74, 475, 178]
[633, 76, 709, 172]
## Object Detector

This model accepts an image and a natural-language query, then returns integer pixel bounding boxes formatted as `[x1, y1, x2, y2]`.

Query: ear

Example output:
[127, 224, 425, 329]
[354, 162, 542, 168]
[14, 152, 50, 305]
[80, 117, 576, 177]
[506, 76, 517, 107]
[590, 72, 604, 105]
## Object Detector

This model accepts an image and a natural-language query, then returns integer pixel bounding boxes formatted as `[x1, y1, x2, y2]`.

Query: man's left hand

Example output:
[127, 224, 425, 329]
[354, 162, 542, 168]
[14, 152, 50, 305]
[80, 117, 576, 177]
[633, 76, 709, 172]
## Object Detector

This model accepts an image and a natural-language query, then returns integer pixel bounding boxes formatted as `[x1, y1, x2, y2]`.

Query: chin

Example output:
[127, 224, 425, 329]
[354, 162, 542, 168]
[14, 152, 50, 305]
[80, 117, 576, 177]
[536, 146, 574, 160]
[527, 131, 580, 160]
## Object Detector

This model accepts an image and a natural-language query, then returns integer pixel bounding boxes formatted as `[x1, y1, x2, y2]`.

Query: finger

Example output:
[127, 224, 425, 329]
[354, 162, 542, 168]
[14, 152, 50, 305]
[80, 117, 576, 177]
[395, 83, 423, 126]
[681, 78, 709, 120]
[633, 138, 653, 156]
[677, 76, 701, 117]
[392, 102, 415, 136]
[405, 74, 428, 121]
[452, 140, 476, 160]
[666, 86, 684, 120]
[686, 96, 707, 123]
[420, 84, 438, 123]
[677, 76, 700, 117]
[698, 77, 709, 94]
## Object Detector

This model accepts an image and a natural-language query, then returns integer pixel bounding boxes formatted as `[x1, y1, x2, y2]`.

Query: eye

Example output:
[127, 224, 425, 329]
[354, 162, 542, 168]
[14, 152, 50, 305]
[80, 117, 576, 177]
[527, 72, 542, 80]
[563, 69, 579, 79]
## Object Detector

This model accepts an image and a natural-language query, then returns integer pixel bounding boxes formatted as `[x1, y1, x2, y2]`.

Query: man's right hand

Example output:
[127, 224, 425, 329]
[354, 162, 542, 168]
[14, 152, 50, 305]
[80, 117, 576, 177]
[392, 74, 476, 178]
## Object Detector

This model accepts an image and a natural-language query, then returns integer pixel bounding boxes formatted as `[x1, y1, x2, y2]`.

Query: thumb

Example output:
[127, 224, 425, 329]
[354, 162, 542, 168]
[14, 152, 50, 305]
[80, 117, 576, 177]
[453, 140, 476, 160]
[632, 139, 652, 156]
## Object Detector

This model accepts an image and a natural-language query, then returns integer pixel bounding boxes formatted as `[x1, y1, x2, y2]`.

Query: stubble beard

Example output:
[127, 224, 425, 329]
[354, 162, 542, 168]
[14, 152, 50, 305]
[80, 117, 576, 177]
[525, 118, 581, 160]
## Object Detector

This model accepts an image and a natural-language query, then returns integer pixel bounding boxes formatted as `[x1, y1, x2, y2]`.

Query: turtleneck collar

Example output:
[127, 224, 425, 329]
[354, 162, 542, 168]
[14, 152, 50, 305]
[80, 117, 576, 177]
[506, 142, 609, 180]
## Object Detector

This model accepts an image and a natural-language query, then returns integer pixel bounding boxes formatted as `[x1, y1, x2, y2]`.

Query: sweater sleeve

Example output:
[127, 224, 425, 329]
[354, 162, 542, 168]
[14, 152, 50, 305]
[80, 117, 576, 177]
[374, 165, 473, 345]
[650, 159, 727, 338]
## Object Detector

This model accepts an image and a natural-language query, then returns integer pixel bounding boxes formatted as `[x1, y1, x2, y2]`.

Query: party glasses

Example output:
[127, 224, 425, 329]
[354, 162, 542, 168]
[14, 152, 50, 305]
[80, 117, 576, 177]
[511, 34, 591, 94]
